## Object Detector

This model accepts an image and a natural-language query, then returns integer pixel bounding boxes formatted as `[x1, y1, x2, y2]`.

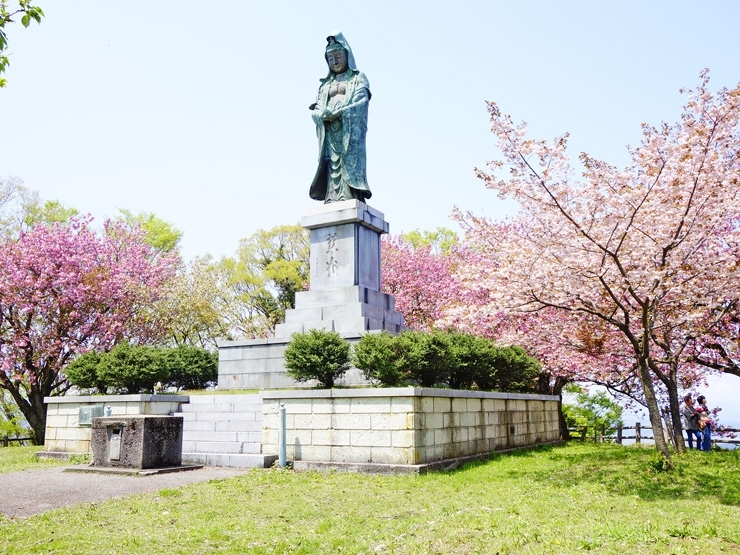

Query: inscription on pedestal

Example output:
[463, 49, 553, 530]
[325, 232, 339, 277]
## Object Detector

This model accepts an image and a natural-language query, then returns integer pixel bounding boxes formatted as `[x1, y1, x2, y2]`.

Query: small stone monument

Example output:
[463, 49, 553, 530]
[91, 415, 184, 469]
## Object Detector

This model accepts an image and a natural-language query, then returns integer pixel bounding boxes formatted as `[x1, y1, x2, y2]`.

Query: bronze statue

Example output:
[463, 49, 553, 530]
[309, 32, 372, 203]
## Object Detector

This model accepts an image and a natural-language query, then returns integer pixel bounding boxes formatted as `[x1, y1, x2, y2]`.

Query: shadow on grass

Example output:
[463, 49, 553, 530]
[456, 442, 740, 506]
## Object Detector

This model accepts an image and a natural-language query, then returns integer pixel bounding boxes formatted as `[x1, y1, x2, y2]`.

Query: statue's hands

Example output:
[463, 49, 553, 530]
[321, 109, 335, 121]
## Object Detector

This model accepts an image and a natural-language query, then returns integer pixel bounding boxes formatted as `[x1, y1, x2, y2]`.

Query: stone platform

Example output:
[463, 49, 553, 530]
[218, 200, 404, 390]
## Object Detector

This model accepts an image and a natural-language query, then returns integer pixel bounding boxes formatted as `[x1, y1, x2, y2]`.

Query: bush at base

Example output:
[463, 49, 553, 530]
[284, 329, 350, 389]
[65, 344, 218, 394]
[352, 329, 540, 392]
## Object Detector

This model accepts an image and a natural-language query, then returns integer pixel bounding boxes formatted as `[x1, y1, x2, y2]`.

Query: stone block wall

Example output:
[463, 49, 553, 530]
[261, 388, 559, 466]
[43, 395, 188, 454]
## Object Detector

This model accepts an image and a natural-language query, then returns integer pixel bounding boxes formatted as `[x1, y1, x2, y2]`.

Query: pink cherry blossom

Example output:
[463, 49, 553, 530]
[0, 217, 179, 442]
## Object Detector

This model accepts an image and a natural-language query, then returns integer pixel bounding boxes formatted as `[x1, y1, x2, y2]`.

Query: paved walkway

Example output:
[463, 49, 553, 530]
[0, 465, 250, 519]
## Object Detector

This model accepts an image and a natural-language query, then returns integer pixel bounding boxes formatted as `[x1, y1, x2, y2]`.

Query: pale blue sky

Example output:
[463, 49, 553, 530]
[2, 1, 739, 425]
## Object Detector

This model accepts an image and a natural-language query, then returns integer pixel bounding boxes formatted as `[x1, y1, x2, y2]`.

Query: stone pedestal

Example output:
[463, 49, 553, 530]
[218, 200, 405, 389]
[274, 200, 404, 337]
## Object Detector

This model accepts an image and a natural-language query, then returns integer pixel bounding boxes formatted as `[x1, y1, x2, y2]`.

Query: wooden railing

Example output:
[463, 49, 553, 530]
[569, 424, 740, 446]
[1, 435, 35, 447]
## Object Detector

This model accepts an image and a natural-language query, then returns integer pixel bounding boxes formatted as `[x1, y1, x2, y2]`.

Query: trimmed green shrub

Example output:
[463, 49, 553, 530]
[352, 332, 409, 387]
[65, 344, 218, 393]
[350, 328, 541, 392]
[483, 345, 540, 393]
[444, 332, 497, 389]
[401, 330, 453, 387]
[284, 329, 350, 388]
[64, 351, 108, 392]
[163, 345, 218, 390]
[97, 343, 169, 394]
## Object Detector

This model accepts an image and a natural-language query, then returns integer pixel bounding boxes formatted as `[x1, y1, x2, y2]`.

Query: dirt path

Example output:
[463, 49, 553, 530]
[0, 465, 250, 519]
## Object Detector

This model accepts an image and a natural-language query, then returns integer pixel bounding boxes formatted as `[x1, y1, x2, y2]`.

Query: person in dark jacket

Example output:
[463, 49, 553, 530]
[681, 394, 702, 450]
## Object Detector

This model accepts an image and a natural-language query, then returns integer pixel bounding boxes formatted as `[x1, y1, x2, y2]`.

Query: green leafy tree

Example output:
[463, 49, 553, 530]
[214, 224, 309, 338]
[1, 177, 77, 237]
[157, 256, 232, 350]
[24, 200, 78, 228]
[403, 227, 459, 255]
[284, 329, 350, 388]
[0, 1, 43, 87]
[115, 209, 182, 255]
[1, 390, 28, 439]
[562, 385, 624, 437]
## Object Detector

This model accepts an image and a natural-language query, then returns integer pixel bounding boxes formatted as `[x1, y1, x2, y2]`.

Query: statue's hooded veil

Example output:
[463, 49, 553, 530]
[323, 31, 362, 85]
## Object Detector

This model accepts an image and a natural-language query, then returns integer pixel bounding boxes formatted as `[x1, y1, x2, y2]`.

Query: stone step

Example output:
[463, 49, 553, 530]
[182, 440, 263, 454]
[184, 430, 262, 443]
[180, 421, 263, 433]
[179, 402, 264, 414]
[174, 411, 262, 423]
[182, 452, 278, 469]
[185, 394, 262, 404]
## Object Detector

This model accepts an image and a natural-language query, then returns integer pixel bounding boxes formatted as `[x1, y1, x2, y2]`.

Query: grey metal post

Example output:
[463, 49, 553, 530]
[279, 403, 287, 468]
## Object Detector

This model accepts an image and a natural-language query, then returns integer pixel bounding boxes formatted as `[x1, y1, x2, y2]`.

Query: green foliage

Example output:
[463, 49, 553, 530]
[3, 443, 740, 551]
[647, 452, 674, 473]
[64, 352, 107, 392]
[352, 329, 540, 392]
[116, 209, 183, 254]
[284, 329, 350, 388]
[0, 1, 44, 87]
[402, 227, 459, 254]
[1, 177, 77, 237]
[484, 344, 541, 393]
[447, 331, 498, 389]
[209, 224, 309, 339]
[402, 329, 452, 387]
[65, 344, 217, 394]
[97, 343, 169, 394]
[23, 199, 78, 228]
[234, 224, 309, 328]
[0, 391, 28, 439]
[351, 332, 410, 386]
[562, 385, 624, 434]
[163, 345, 218, 390]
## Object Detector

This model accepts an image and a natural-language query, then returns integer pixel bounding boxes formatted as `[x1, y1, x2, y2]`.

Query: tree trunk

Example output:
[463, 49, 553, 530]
[637, 360, 672, 466]
[536, 373, 570, 439]
[665, 379, 685, 453]
[0, 383, 46, 445]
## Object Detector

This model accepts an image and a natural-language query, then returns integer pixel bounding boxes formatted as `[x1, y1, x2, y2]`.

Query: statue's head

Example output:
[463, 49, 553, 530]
[326, 40, 348, 74]
[323, 32, 357, 76]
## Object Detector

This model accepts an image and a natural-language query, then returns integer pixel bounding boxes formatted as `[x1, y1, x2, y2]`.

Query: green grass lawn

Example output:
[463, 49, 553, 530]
[1, 442, 739, 554]
[0, 445, 78, 475]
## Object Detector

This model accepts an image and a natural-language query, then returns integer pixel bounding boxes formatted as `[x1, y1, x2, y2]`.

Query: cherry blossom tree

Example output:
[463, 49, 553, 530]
[455, 71, 740, 462]
[0, 217, 178, 442]
[381, 234, 467, 331]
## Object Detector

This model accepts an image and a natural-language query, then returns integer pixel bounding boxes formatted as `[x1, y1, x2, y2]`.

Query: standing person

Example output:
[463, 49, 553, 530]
[681, 395, 702, 450]
[696, 395, 712, 451]
[309, 31, 372, 204]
